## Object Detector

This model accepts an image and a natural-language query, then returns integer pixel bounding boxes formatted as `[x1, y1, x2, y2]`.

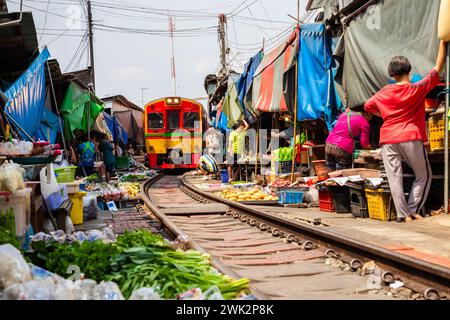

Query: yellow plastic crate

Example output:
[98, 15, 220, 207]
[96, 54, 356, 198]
[428, 116, 447, 151]
[69, 191, 87, 225]
[365, 189, 396, 221]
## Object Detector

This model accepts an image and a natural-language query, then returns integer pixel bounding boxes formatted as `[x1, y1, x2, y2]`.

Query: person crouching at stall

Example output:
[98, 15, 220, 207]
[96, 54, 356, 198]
[325, 106, 372, 172]
[364, 40, 447, 223]
[197, 154, 219, 179]
[77, 134, 96, 177]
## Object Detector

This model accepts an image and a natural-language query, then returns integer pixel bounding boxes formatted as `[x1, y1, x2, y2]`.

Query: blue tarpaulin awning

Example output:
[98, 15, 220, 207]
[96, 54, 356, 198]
[103, 111, 128, 148]
[4, 48, 50, 140]
[297, 24, 341, 130]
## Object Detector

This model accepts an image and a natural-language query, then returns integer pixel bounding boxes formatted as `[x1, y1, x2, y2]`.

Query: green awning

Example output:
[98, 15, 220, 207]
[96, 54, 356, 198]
[61, 82, 104, 139]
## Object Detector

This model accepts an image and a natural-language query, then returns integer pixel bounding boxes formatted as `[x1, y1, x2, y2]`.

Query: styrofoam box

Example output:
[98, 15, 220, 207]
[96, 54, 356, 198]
[0, 188, 32, 237]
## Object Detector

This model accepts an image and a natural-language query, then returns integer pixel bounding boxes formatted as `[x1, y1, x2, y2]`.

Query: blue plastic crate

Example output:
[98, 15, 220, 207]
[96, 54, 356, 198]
[278, 191, 304, 205]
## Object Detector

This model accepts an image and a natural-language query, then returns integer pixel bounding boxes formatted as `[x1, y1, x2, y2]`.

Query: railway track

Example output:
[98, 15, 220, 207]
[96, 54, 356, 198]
[141, 173, 450, 300]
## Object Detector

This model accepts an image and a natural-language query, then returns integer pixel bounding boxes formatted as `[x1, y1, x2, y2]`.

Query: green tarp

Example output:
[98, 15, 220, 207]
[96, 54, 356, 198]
[61, 82, 104, 139]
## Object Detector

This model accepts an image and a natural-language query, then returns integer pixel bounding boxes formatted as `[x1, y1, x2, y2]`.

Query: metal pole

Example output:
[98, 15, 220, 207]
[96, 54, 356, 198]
[291, 0, 300, 184]
[87, 0, 96, 92]
[46, 60, 68, 158]
[445, 42, 449, 215]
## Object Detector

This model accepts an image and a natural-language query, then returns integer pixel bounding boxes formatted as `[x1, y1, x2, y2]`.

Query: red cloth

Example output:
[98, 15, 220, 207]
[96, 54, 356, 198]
[365, 69, 440, 145]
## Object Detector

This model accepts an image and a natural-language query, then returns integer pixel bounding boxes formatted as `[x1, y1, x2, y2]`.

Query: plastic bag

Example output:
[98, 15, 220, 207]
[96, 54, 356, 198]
[0, 244, 32, 290]
[304, 187, 319, 204]
[83, 194, 98, 221]
[2, 279, 56, 300]
[202, 286, 224, 300]
[93, 281, 124, 300]
[40, 164, 63, 210]
[129, 288, 161, 300]
[65, 216, 74, 234]
[0, 161, 25, 193]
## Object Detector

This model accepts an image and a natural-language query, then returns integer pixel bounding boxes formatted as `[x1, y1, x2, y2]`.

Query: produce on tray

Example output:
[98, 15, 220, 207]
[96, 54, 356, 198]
[26, 229, 249, 300]
[218, 188, 278, 202]
[118, 182, 140, 198]
[270, 179, 293, 187]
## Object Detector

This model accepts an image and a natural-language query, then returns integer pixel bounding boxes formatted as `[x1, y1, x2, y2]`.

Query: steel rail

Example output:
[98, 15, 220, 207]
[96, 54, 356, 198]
[180, 175, 450, 298]
[140, 173, 270, 300]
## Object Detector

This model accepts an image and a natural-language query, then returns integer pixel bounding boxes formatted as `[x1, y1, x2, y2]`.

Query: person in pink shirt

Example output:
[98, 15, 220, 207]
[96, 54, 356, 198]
[325, 106, 372, 172]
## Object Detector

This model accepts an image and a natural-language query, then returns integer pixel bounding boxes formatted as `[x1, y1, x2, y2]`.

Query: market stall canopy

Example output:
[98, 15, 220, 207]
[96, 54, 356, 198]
[236, 50, 263, 122]
[104, 111, 128, 149]
[3, 47, 50, 141]
[297, 24, 341, 130]
[114, 110, 144, 145]
[34, 108, 61, 144]
[92, 111, 113, 141]
[222, 72, 243, 129]
[250, 26, 299, 113]
[338, 0, 440, 107]
[60, 81, 104, 139]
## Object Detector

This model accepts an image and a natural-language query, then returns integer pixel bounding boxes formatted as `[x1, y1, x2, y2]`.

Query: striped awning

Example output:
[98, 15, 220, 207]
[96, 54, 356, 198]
[251, 26, 299, 113]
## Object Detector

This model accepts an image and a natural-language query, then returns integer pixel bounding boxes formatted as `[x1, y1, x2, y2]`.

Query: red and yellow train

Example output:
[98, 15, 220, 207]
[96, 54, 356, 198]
[144, 97, 204, 169]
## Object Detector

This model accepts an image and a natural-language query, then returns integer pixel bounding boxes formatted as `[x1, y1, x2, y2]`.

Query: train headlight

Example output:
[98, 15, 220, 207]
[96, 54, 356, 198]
[166, 97, 181, 105]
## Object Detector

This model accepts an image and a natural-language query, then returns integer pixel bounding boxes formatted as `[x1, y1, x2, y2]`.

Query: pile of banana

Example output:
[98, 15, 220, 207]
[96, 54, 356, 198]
[218, 188, 278, 202]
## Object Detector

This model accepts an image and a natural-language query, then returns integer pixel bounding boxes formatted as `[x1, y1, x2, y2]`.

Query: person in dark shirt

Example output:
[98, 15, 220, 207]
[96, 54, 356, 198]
[98, 134, 116, 180]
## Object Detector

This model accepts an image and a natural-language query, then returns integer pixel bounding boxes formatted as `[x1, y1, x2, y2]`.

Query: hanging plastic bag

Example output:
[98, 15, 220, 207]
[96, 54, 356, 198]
[40, 164, 62, 210]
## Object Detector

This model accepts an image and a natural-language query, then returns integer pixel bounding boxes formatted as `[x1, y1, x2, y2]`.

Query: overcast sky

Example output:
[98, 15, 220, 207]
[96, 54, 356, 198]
[7, 0, 306, 107]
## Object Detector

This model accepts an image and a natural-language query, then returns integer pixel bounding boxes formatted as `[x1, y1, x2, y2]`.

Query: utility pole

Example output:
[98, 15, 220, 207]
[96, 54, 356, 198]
[87, 0, 96, 92]
[140, 88, 148, 108]
[168, 15, 177, 96]
[218, 13, 228, 77]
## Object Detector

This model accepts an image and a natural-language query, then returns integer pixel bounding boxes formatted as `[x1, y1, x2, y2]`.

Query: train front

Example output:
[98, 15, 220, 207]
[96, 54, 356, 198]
[144, 97, 203, 169]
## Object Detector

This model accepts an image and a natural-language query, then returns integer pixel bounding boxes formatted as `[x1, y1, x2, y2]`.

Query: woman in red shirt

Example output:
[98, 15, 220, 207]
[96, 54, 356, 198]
[365, 40, 447, 223]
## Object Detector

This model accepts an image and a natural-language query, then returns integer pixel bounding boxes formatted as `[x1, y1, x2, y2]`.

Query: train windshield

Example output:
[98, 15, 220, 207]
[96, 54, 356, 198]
[147, 113, 164, 129]
[183, 112, 200, 129]
[167, 110, 180, 130]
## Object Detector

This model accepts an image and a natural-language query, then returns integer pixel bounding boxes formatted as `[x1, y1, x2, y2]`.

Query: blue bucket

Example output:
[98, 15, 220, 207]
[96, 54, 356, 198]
[219, 169, 229, 183]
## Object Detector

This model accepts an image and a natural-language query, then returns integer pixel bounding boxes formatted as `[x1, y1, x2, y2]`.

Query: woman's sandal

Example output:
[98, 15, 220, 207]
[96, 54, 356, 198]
[411, 214, 424, 221]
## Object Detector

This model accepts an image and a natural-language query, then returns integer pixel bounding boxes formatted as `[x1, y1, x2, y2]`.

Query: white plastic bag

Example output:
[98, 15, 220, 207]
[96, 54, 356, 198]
[65, 216, 74, 234]
[202, 286, 224, 300]
[0, 244, 32, 290]
[2, 279, 56, 300]
[93, 281, 124, 300]
[129, 288, 161, 300]
[40, 164, 63, 210]
[0, 161, 25, 193]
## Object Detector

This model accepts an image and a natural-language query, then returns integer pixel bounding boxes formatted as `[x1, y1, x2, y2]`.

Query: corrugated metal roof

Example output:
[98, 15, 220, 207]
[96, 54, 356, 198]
[0, 11, 38, 86]
[101, 95, 142, 112]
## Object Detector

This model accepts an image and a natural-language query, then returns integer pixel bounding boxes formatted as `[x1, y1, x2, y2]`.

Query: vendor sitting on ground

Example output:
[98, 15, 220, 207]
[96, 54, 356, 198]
[77, 135, 96, 177]
[325, 106, 372, 172]
[196, 154, 219, 178]
[364, 40, 447, 223]
[98, 133, 116, 181]
[227, 119, 249, 182]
